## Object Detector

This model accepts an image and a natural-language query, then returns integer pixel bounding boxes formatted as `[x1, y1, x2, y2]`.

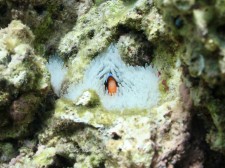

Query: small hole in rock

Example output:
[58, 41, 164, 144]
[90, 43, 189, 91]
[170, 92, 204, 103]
[217, 24, 225, 41]
[33, 5, 46, 15]
[59, 4, 64, 11]
[111, 132, 121, 140]
[173, 16, 184, 29]
[88, 29, 95, 39]
[0, 3, 8, 17]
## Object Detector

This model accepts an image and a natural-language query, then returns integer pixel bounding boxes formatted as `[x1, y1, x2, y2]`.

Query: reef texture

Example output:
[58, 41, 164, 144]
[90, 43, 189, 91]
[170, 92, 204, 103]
[155, 0, 225, 154]
[0, 0, 94, 54]
[0, 20, 50, 162]
[1, 0, 225, 167]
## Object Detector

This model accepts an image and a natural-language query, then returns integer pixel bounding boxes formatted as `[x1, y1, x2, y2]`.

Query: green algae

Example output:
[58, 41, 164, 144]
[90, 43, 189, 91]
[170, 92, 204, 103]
[0, 20, 50, 141]
[55, 94, 149, 127]
[33, 14, 54, 54]
[206, 99, 225, 152]
[32, 147, 56, 167]
[33, 1, 57, 54]
[94, 0, 105, 6]
[0, 142, 16, 163]
[154, 0, 225, 154]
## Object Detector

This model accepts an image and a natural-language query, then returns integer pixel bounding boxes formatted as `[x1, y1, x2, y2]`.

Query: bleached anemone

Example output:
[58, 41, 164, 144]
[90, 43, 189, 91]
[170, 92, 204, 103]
[64, 44, 160, 110]
[46, 56, 67, 96]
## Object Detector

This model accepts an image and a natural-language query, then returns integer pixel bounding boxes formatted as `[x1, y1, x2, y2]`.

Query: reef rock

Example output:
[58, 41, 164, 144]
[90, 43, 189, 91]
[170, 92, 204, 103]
[155, 0, 225, 154]
[0, 20, 50, 140]
[42, 1, 188, 163]
[1, 0, 225, 167]
[0, 0, 94, 55]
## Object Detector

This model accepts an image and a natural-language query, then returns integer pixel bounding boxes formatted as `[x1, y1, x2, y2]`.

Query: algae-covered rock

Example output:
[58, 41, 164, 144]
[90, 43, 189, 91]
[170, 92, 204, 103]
[11, 34, 186, 167]
[0, 142, 17, 163]
[0, 0, 94, 55]
[37, 0, 190, 167]
[42, 18, 186, 166]
[0, 20, 50, 140]
[36, 87, 189, 167]
[58, 0, 155, 87]
[117, 32, 152, 66]
[1, 0, 225, 167]
[154, 0, 225, 154]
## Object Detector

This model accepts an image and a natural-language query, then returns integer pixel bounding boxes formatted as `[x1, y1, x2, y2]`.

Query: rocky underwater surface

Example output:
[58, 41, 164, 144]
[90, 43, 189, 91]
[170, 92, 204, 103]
[0, 0, 225, 167]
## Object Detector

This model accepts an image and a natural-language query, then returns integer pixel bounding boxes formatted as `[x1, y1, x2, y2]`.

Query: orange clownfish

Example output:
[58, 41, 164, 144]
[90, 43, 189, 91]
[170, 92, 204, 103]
[105, 73, 118, 96]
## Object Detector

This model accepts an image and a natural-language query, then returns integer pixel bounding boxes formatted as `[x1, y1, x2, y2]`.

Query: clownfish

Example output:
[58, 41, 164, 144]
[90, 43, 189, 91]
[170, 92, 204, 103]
[104, 73, 118, 96]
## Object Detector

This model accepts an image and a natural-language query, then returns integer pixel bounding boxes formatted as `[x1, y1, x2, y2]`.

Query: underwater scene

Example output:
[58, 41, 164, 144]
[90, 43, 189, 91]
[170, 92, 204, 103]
[0, 0, 225, 167]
